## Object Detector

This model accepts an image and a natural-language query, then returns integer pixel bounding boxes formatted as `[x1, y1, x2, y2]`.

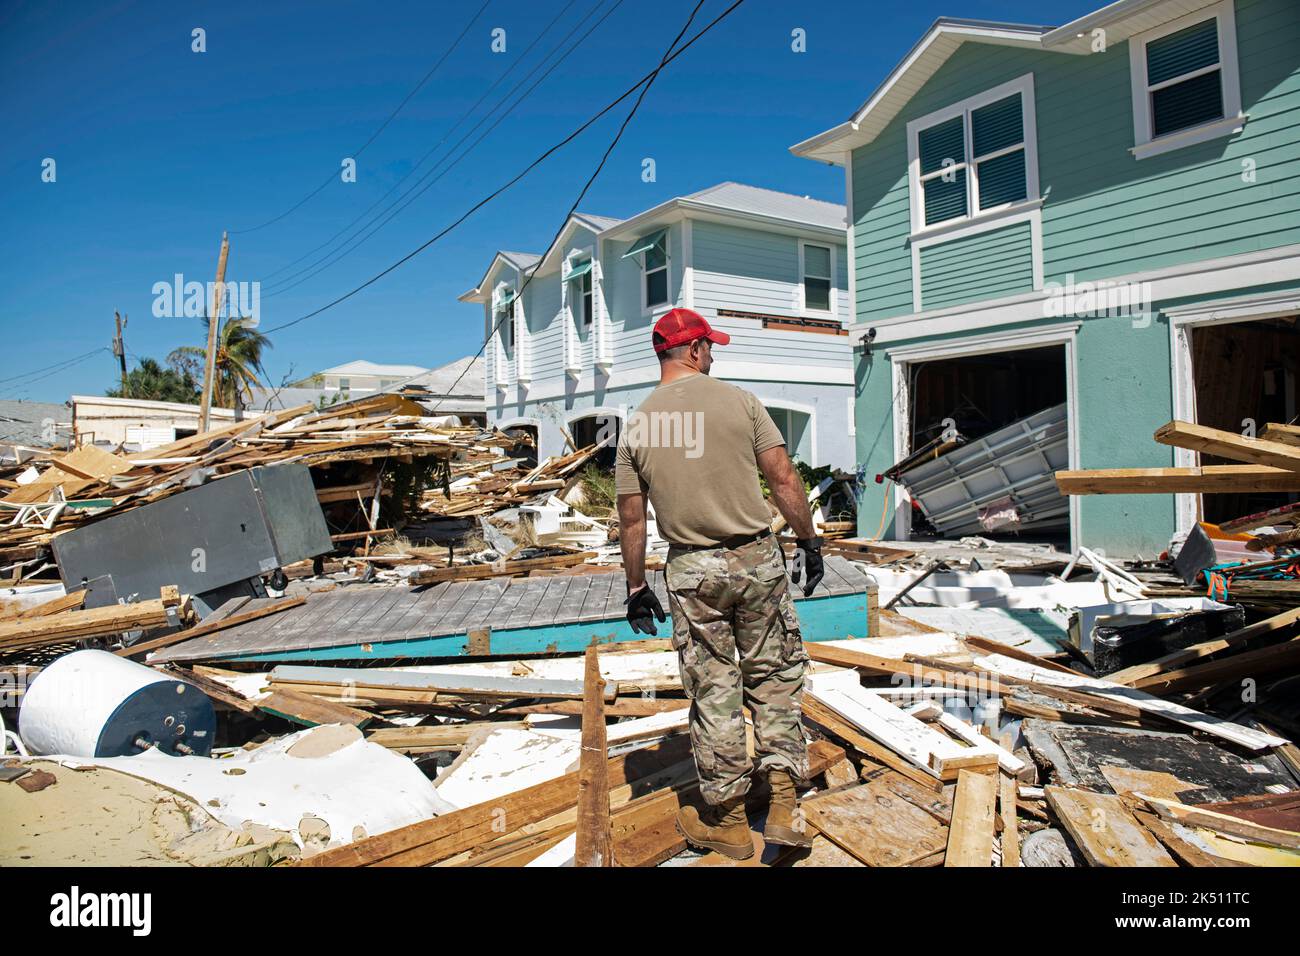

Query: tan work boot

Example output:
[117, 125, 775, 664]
[676, 795, 754, 860]
[763, 769, 812, 848]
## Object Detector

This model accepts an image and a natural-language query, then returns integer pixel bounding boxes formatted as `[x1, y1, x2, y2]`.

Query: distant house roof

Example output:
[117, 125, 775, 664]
[461, 185, 846, 302]
[393, 355, 485, 414]
[319, 360, 430, 378]
[681, 182, 846, 231]
[0, 399, 71, 448]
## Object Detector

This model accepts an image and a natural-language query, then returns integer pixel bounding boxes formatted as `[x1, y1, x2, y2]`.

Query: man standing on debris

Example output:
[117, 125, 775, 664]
[615, 307, 824, 860]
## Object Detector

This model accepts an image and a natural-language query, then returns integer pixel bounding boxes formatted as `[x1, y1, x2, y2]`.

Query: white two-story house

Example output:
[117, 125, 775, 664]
[460, 183, 855, 469]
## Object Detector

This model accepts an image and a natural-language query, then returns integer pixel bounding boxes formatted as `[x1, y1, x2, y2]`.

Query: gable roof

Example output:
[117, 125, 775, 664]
[790, 0, 1225, 164]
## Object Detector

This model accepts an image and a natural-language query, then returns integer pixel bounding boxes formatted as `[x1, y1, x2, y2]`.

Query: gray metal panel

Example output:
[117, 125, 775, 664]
[255, 463, 333, 565]
[53, 463, 331, 610]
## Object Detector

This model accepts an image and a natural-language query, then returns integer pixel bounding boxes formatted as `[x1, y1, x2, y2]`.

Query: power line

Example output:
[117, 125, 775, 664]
[259, 0, 586, 286]
[261, 0, 623, 299]
[0, 348, 111, 387]
[231, 0, 493, 235]
[259, 0, 743, 337]
[426, 0, 718, 417]
[0, 348, 112, 399]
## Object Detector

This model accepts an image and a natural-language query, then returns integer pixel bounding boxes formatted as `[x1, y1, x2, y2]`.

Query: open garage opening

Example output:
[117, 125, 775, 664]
[1191, 315, 1300, 525]
[896, 343, 1072, 548]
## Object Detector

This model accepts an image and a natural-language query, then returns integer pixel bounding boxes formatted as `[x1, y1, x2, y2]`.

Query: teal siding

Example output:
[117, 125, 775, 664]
[849, 0, 1300, 322]
[919, 221, 1034, 310]
[844, 0, 1300, 556]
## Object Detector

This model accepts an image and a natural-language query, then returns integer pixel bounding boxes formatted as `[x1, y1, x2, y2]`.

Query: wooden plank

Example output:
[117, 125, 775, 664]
[1154, 420, 1300, 472]
[0, 594, 184, 650]
[257, 688, 373, 728]
[1046, 786, 1176, 867]
[807, 676, 991, 781]
[1138, 794, 1300, 850]
[129, 596, 305, 659]
[999, 772, 1019, 868]
[976, 653, 1288, 751]
[1219, 499, 1300, 533]
[19, 589, 87, 618]
[365, 721, 528, 753]
[802, 774, 949, 866]
[944, 769, 998, 867]
[1260, 422, 1300, 447]
[1055, 465, 1300, 495]
[269, 664, 615, 701]
[410, 552, 594, 586]
[574, 644, 612, 867]
[802, 695, 944, 791]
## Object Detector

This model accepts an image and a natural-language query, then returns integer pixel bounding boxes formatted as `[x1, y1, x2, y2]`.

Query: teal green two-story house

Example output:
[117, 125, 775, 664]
[793, 0, 1300, 556]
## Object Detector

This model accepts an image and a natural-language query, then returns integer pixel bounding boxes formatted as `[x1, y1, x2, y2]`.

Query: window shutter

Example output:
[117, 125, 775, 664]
[918, 116, 964, 175]
[971, 94, 1023, 157]
[924, 168, 967, 225]
[977, 150, 1027, 209]
[1151, 69, 1224, 137]
[1146, 18, 1219, 86]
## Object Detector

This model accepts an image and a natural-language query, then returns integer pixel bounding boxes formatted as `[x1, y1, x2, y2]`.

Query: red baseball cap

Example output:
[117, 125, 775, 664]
[652, 308, 730, 353]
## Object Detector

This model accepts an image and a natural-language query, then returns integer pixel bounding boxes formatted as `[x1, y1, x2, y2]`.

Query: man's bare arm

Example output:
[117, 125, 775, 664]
[617, 492, 649, 591]
[757, 445, 815, 539]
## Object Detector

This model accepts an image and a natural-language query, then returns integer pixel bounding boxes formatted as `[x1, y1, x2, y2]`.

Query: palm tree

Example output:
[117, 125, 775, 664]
[108, 357, 201, 404]
[177, 318, 271, 408]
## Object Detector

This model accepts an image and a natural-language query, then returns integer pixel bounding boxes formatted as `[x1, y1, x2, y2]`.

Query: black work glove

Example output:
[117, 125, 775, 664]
[625, 583, 666, 635]
[791, 537, 824, 598]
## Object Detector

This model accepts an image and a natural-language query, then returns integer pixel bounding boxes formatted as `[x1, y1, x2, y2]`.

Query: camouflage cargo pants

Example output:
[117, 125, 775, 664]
[664, 535, 809, 804]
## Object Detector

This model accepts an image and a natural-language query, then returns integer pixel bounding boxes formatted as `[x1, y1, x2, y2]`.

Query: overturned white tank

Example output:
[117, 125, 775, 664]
[19, 649, 216, 758]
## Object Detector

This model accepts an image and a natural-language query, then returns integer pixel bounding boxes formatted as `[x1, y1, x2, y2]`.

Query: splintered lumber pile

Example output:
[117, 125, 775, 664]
[418, 444, 600, 518]
[0, 586, 190, 652]
[797, 630, 1299, 868]
[0, 392, 527, 570]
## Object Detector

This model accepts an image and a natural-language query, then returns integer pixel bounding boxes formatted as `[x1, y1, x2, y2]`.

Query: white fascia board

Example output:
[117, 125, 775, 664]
[789, 20, 1056, 163]
[1042, 0, 1221, 49]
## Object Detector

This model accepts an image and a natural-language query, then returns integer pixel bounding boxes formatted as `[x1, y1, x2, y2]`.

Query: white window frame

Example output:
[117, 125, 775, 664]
[640, 232, 671, 316]
[1128, 0, 1244, 161]
[798, 239, 836, 316]
[905, 73, 1040, 240]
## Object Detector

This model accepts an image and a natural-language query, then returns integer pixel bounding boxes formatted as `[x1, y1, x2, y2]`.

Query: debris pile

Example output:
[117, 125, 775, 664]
[2, 414, 1298, 868]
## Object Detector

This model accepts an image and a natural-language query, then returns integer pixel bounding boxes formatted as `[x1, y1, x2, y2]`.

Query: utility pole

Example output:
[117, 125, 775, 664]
[112, 312, 128, 393]
[198, 231, 229, 433]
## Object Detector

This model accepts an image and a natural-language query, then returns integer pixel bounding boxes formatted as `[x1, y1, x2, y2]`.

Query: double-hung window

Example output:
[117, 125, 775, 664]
[496, 290, 515, 351]
[623, 229, 669, 311]
[1129, 1, 1243, 159]
[907, 74, 1038, 234]
[564, 257, 594, 327]
[801, 242, 832, 313]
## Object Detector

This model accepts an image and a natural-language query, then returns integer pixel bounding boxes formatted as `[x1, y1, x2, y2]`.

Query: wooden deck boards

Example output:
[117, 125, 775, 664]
[153, 555, 874, 663]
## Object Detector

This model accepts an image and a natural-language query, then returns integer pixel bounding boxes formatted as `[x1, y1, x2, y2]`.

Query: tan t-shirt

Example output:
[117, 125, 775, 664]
[615, 373, 785, 547]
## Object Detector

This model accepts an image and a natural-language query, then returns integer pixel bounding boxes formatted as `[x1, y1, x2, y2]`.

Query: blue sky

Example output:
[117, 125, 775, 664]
[0, 0, 1095, 403]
